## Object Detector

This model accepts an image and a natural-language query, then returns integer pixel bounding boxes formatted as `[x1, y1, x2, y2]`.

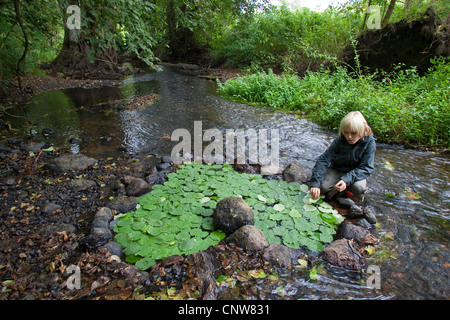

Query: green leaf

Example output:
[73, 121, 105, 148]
[273, 203, 285, 212]
[303, 204, 317, 211]
[299, 184, 310, 193]
[210, 231, 226, 241]
[332, 211, 345, 224]
[309, 266, 318, 280]
[202, 217, 215, 230]
[297, 258, 308, 268]
[267, 180, 279, 189]
[318, 206, 334, 213]
[135, 256, 156, 270]
[257, 195, 267, 202]
[288, 209, 302, 218]
[269, 212, 285, 221]
[179, 238, 196, 251]
[199, 196, 211, 203]
[303, 194, 323, 204]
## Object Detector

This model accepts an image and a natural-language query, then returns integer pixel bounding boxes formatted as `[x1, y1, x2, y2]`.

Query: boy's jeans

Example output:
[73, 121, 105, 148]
[320, 168, 367, 198]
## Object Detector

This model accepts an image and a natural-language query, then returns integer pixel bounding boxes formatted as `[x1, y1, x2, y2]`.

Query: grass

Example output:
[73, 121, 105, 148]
[217, 59, 449, 149]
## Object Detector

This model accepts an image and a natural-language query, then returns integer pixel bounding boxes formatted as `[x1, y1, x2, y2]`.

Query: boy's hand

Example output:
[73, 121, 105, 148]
[334, 180, 347, 192]
[310, 187, 321, 199]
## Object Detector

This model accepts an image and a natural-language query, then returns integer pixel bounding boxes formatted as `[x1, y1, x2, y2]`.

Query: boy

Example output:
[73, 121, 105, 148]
[308, 111, 377, 223]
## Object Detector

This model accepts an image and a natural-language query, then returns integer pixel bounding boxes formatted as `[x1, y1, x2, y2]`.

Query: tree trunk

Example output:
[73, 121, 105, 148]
[51, 0, 122, 79]
[382, 0, 397, 27]
[361, 0, 373, 31]
[14, 0, 29, 91]
[166, 0, 200, 62]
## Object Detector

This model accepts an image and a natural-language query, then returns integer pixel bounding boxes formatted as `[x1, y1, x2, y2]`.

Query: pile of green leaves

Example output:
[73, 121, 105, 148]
[211, 5, 360, 72]
[114, 163, 344, 270]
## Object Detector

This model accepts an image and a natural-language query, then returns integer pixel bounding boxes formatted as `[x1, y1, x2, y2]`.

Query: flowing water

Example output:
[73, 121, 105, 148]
[6, 66, 449, 299]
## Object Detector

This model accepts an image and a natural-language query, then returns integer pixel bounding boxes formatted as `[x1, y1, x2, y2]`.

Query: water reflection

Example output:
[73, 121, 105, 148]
[6, 66, 449, 299]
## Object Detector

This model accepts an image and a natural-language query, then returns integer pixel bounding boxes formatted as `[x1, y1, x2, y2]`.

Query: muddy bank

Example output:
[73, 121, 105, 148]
[341, 8, 449, 75]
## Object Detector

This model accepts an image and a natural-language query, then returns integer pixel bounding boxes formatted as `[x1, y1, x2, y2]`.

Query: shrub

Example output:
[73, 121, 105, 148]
[218, 59, 450, 148]
[211, 6, 359, 72]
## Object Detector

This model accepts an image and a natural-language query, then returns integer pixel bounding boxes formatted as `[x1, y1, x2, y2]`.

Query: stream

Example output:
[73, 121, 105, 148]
[6, 66, 449, 299]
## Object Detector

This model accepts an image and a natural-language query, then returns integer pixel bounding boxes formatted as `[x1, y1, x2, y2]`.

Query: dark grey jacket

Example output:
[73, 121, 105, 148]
[308, 135, 376, 188]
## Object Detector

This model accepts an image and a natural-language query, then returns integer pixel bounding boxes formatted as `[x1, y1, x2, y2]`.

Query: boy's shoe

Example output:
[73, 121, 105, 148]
[337, 196, 355, 208]
[325, 189, 339, 200]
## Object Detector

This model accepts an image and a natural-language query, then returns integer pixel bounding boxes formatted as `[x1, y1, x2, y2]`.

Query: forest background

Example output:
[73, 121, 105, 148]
[1, 0, 449, 148]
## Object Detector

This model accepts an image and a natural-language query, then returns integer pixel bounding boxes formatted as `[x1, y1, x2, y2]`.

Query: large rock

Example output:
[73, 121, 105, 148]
[44, 154, 97, 173]
[213, 197, 254, 234]
[21, 142, 46, 152]
[108, 196, 137, 213]
[341, 223, 379, 246]
[319, 239, 365, 270]
[282, 163, 310, 183]
[86, 227, 113, 249]
[225, 225, 269, 251]
[145, 172, 166, 186]
[40, 223, 76, 237]
[95, 207, 113, 221]
[125, 177, 151, 197]
[262, 244, 292, 268]
[341, 223, 369, 240]
[103, 241, 123, 258]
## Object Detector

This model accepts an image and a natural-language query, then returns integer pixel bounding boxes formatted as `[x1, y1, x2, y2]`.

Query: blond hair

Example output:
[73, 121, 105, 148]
[339, 111, 372, 139]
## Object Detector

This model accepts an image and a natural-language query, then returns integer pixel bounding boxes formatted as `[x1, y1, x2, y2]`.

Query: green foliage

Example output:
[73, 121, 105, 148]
[0, 0, 63, 80]
[211, 5, 360, 72]
[66, 0, 161, 67]
[156, 0, 271, 59]
[114, 163, 344, 270]
[218, 59, 450, 148]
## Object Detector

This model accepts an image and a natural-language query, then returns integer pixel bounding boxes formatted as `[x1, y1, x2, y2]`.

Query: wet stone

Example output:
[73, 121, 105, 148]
[41, 202, 62, 214]
[213, 197, 254, 234]
[161, 156, 173, 163]
[262, 244, 292, 269]
[145, 172, 166, 185]
[156, 162, 171, 171]
[95, 207, 113, 221]
[20, 142, 46, 152]
[103, 241, 123, 258]
[283, 162, 310, 183]
[225, 225, 269, 252]
[319, 239, 365, 270]
[107, 196, 137, 213]
[92, 217, 110, 229]
[340, 223, 370, 240]
[67, 178, 96, 192]
[44, 154, 97, 173]
[87, 227, 113, 249]
[125, 177, 151, 197]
